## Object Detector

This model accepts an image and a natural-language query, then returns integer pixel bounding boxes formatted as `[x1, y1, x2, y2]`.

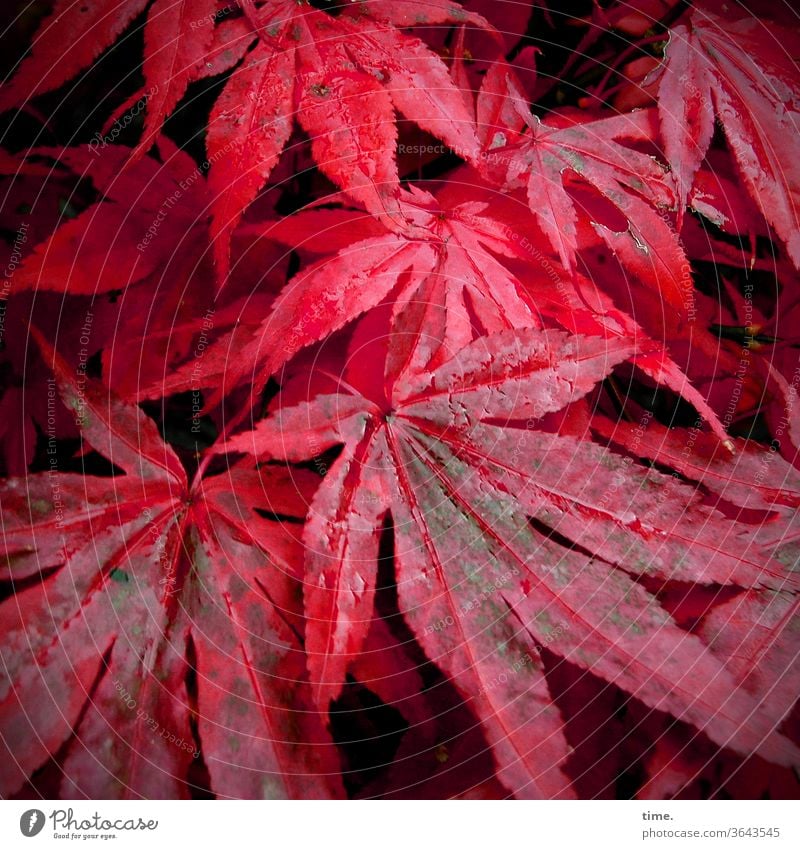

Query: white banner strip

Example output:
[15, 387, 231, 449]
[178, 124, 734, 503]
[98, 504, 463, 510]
[1, 800, 797, 848]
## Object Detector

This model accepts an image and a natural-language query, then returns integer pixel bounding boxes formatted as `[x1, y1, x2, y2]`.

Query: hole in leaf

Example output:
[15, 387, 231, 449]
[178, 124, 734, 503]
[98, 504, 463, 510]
[329, 676, 409, 796]
[184, 635, 214, 799]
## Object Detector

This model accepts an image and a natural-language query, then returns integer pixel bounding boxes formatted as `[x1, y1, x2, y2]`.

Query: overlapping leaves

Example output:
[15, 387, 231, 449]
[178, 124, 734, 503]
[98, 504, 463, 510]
[1, 0, 799, 801]
[0, 339, 342, 798]
[220, 321, 800, 797]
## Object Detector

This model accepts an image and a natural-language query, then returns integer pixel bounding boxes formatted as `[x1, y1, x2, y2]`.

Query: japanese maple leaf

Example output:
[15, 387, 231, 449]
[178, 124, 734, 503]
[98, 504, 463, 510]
[163, 184, 724, 446]
[656, 8, 800, 264]
[0, 336, 342, 799]
[1, 0, 488, 285]
[593, 416, 800, 515]
[11, 140, 209, 295]
[515, 252, 732, 444]
[480, 73, 692, 310]
[206, 0, 488, 282]
[701, 591, 800, 731]
[0, 1, 250, 145]
[35, 14, 256, 165]
[221, 323, 800, 798]
[0, 0, 150, 114]
[135, 0, 220, 155]
[154, 186, 546, 401]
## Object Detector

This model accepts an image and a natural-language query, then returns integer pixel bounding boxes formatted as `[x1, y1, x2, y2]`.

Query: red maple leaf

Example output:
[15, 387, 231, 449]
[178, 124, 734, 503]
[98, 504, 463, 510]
[656, 6, 800, 261]
[2, 0, 799, 802]
[219, 317, 799, 797]
[0, 335, 343, 798]
[205, 0, 490, 282]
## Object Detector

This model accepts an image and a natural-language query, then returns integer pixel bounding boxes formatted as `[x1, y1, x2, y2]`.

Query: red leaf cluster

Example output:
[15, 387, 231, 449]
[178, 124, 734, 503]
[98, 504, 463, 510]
[1, 0, 799, 799]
